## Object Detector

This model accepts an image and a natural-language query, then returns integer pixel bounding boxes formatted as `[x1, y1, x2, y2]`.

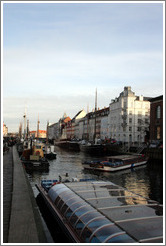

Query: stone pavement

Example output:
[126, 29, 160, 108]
[3, 146, 47, 243]
[3, 147, 13, 243]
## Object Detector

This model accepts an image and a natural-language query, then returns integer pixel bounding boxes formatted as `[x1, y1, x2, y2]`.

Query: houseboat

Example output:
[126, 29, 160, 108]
[83, 154, 148, 172]
[36, 179, 163, 243]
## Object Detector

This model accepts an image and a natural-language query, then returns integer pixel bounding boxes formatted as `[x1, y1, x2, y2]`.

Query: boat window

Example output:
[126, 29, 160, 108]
[106, 233, 136, 243]
[77, 211, 102, 227]
[48, 184, 69, 202]
[60, 196, 81, 213]
[74, 205, 93, 217]
[81, 217, 112, 242]
[68, 201, 87, 217]
[65, 196, 83, 207]
[75, 211, 102, 235]
[89, 224, 122, 243]
[36, 145, 41, 149]
[89, 236, 101, 243]
[55, 196, 61, 205]
[66, 205, 93, 221]
[58, 191, 74, 202]
[61, 203, 69, 214]
[65, 207, 73, 218]
[57, 199, 65, 210]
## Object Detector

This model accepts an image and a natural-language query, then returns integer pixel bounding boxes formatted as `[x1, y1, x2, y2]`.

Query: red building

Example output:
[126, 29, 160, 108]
[149, 95, 163, 142]
[29, 130, 47, 138]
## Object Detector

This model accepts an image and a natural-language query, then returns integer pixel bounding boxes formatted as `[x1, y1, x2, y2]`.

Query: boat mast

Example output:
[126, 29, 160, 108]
[27, 119, 29, 139]
[46, 120, 49, 144]
[94, 88, 97, 142]
[87, 103, 89, 141]
[23, 108, 27, 139]
[37, 114, 40, 139]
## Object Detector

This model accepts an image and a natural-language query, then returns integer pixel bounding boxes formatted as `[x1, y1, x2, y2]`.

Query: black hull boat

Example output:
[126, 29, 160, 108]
[22, 158, 49, 171]
[55, 140, 80, 151]
[36, 179, 163, 243]
[80, 144, 107, 156]
[44, 152, 57, 160]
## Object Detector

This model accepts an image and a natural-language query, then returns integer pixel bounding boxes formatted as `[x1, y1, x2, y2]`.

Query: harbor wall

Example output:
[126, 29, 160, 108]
[8, 146, 47, 243]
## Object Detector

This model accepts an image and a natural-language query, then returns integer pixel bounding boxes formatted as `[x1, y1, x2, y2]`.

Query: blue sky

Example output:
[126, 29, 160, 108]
[2, 2, 164, 132]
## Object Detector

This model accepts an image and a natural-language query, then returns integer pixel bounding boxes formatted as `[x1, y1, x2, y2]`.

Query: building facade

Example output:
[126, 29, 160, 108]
[3, 122, 8, 136]
[78, 107, 109, 141]
[108, 86, 150, 145]
[149, 95, 163, 142]
[66, 110, 86, 139]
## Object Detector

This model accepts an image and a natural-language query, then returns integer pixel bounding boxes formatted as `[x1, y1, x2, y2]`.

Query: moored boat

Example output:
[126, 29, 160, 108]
[21, 143, 49, 170]
[43, 145, 57, 160]
[83, 154, 148, 172]
[36, 179, 163, 243]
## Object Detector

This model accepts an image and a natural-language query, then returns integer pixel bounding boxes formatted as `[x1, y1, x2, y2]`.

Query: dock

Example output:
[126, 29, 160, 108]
[3, 146, 47, 243]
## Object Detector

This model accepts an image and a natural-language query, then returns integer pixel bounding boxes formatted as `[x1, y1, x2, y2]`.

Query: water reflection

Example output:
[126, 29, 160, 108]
[27, 146, 163, 204]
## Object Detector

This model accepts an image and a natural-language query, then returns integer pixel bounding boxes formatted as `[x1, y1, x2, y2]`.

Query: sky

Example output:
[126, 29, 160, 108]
[2, 1, 164, 132]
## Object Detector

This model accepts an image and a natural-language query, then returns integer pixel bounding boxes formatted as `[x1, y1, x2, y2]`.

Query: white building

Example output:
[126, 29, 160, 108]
[108, 86, 150, 146]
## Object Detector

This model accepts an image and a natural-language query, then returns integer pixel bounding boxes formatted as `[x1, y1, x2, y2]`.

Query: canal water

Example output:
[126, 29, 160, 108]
[27, 146, 163, 203]
[26, 146, 163, 242]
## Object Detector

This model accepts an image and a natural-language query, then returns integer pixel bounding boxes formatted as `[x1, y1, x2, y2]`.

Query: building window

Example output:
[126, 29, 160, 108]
[129, 111, 132, 115]
[138, 119, 142, 124]
[129, 127, 132, 131]
[129, 118, 132, 124]
[156, 106, 161, 119]
[157, 126, 160, 139]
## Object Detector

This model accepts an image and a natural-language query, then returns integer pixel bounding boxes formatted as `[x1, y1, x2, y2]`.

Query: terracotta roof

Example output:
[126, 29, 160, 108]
[64, 117, 71, 123]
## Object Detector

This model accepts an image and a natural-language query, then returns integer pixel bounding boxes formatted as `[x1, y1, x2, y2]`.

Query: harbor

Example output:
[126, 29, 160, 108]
[3, 143, 163, 243]
[2, 2, 164, 244]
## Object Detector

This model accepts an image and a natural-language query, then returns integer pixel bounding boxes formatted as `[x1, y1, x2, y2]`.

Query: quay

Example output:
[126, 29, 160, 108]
[3, 146, 47, 243]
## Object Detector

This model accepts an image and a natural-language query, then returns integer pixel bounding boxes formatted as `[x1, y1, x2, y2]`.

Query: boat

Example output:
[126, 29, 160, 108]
[55, 140, 80, 151]
[43, 145, 57, 160]
[21, 143, 49, 170]
[79, 141, 106, 155]
[36, 179, 163, 243]
[83, 154, 148, 172]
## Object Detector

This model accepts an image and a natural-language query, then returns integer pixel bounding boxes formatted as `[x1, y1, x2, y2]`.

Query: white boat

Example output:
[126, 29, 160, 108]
[83, 154, 148, 172]
[44, 145, 57, 160]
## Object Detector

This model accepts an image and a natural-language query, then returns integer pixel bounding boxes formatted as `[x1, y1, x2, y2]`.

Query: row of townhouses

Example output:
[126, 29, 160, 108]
[47, 86, 163, 145]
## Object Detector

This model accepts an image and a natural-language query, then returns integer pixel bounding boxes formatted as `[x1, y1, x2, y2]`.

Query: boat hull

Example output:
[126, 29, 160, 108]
[22, 160, 49, 170]
[44, 152, 57, 160]
[80, 144, 107, 155]
[83, 160, 147, 172]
